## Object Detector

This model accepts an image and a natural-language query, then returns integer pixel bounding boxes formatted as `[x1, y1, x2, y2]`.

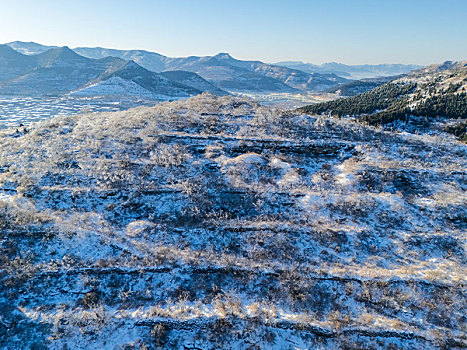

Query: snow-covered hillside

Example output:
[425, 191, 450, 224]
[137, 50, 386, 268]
[300, 61, 467, 141]
[72, 77, 178, 99]
[0, 94, 465, 349]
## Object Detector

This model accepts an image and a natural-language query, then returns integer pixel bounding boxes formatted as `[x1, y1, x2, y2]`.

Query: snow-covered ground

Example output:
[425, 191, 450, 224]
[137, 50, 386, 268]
[0, 94, 465, 349]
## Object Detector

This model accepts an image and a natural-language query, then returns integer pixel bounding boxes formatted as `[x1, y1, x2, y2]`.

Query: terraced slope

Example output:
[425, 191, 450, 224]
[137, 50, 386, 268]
[0, 94, 465, 349]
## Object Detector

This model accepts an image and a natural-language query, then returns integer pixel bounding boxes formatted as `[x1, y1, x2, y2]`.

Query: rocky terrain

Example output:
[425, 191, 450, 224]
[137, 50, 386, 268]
[0, 93, 465, 349]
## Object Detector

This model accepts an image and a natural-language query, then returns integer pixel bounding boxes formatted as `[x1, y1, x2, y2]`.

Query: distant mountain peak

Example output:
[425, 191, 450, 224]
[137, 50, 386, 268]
[41, 46, 83, 58]
[214, 52, 234, 60]
[6, 41, 57, 55]
[9, 40, 38, 44]
[123, 60, 141, 68]
[52, 46, 78, 55]
[35, 46, 88, 66]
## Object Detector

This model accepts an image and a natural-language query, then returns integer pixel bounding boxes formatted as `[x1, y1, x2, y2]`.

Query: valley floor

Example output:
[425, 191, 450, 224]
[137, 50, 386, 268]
[0, 95, 159, 129]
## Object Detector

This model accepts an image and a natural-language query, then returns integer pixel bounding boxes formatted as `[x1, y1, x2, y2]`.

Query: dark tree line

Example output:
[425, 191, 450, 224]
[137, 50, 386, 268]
[297, 81, 467, 141]
[446, 121, 467, 142]
[298, 82, 417, 117]
[412, 92, 467, 119]
[361, 92, 467, 127]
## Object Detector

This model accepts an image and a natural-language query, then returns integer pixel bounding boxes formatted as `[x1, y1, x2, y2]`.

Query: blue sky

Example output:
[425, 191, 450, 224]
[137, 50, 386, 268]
[1, 0, 466, 64]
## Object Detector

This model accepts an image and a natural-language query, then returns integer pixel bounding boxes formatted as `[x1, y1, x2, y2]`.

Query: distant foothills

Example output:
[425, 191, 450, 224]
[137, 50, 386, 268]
[0, 41, 421, 99]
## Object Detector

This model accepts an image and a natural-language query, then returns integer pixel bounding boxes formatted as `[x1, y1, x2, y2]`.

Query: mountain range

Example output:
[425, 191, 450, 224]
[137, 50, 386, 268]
[8, 41, 420, 80]
[0, 45, 200, 98]
[0, 41, 424, 100]
[8, 41, 355, 93]
[4, 41, 417, 98]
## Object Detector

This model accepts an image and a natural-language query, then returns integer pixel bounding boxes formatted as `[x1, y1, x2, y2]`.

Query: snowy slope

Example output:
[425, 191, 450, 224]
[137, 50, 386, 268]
[0, 94, 465, 349]
[72, 76, 171, 99]
[299, 60, 467, 140]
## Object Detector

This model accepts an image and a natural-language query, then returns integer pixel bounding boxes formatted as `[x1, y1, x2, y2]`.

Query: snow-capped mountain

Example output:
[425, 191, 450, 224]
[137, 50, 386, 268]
[0, 47, 201, 98]
[162, 54, 301, 93]
[205, 53, 348, 91]
[74, 47, 168, 73]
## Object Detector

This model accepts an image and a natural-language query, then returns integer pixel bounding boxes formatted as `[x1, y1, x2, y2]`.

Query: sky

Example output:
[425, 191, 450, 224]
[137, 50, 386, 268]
[0, 0, 466, 65]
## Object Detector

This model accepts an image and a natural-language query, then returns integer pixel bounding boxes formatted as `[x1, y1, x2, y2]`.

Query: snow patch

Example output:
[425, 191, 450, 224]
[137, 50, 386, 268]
[126, 220, 155, 237]
[223, 153, 268, 167]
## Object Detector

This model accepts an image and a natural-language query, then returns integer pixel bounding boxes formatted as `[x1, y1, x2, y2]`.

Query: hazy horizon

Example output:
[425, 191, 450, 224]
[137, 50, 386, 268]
[1, 0, 466, 66]
[4, 40, 428, 67]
